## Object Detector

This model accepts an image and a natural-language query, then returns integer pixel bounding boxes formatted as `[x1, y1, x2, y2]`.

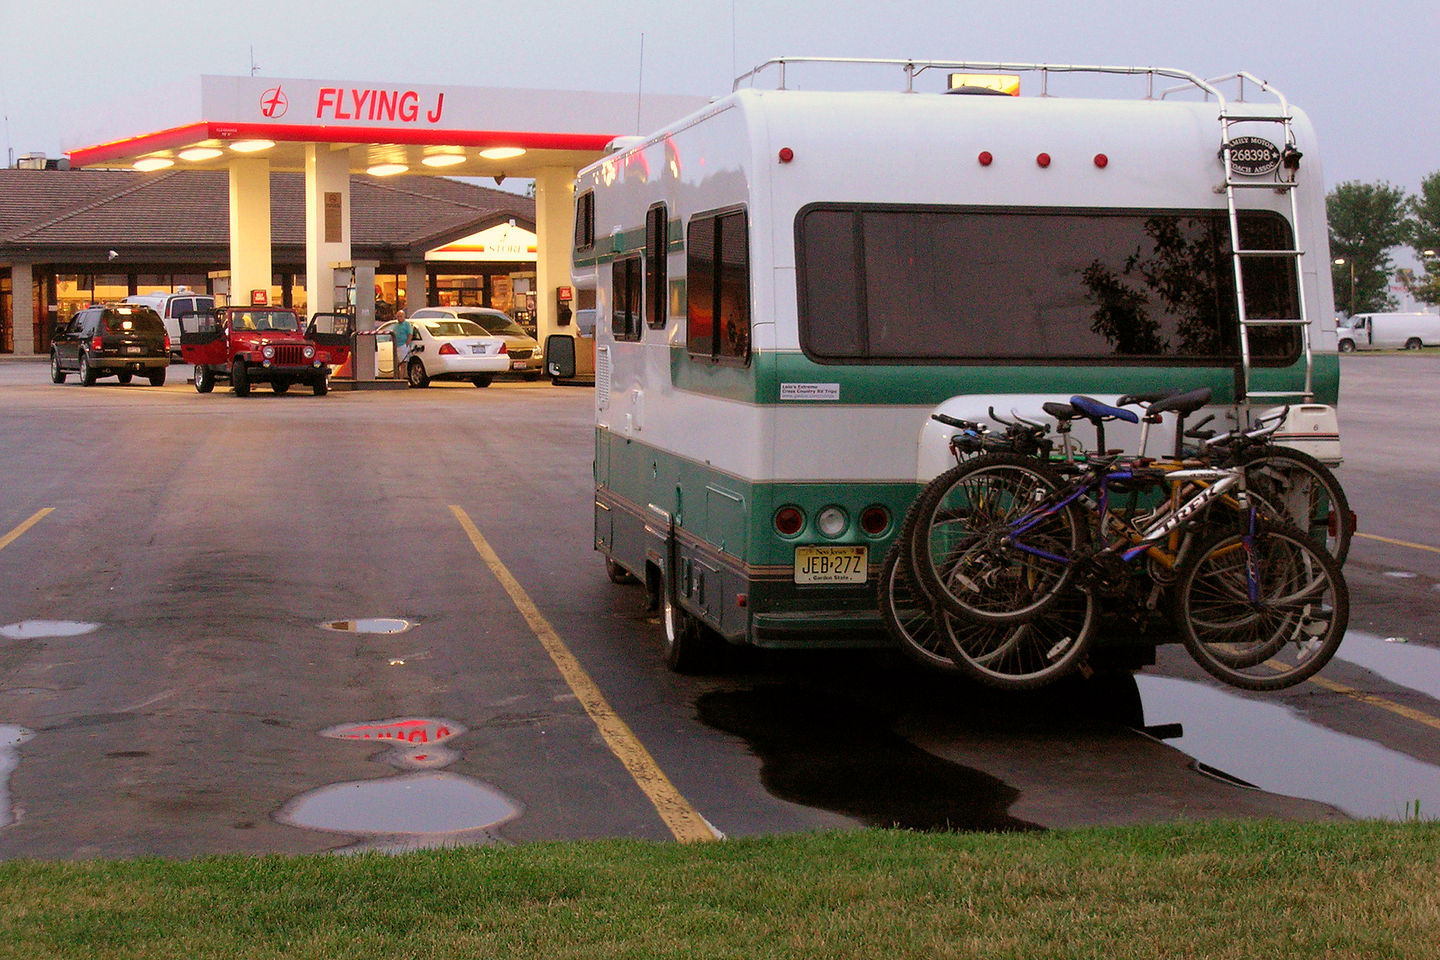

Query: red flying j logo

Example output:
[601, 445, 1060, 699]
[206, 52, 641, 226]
[260, 86, 288, 119]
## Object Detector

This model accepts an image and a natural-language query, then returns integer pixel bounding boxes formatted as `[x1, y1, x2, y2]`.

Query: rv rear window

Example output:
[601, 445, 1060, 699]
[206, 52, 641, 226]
[575, 191, 596, 250]
[612, 256, 642, 342]
[796, 205, 1301, 365]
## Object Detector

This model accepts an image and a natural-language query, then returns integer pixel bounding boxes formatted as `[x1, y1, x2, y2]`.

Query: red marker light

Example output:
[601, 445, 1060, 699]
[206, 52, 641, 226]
[778, 147, 794, 163]
[1036, 153, 1052, 168]
[978, 151, 993, 166]
[1094, 153, 1109, 168]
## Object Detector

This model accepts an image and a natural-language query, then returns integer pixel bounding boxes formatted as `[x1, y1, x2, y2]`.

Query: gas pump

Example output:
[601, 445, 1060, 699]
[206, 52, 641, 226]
[556, 285, 573, 326]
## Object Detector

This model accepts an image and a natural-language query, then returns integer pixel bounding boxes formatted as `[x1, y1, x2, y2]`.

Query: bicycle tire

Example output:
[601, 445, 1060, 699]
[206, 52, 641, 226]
[909, 453, 1084, 626]
[878, 545, 959, 674]
[939, 586, 1098, 690]
[1175, 519, 1348, 691]
[1237, 446, 1352, 565]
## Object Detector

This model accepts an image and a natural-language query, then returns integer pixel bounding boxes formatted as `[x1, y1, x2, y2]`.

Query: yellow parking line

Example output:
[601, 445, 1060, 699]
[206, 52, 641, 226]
[1306, 674, 1440, 733]
[0, 508, 53, 552]
[449, 504, 718, 843]
[1355, 532, 1440, 556]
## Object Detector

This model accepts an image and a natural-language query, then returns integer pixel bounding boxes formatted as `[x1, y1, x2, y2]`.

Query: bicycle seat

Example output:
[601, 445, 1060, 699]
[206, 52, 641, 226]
[1145, 386, 1212, 419]
[1069, 396, 1139, 424]
[1042, 401, 1076, 421]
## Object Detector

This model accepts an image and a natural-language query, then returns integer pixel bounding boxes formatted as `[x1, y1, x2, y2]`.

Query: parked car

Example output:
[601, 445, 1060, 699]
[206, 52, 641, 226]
[50, 304, 169, 386]
[408, 306, 544, 379]
[123, 289, 215, 359]
[179, 306, 349, 397]
[378, 316, 510, 388]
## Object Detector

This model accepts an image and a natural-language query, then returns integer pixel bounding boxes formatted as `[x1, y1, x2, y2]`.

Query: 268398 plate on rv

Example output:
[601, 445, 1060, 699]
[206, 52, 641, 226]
[567, 57, 1340, 673]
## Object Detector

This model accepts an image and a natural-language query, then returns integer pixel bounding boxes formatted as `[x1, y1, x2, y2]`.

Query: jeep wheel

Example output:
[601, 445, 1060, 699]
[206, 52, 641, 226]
[148, 367, 166, 387]
[407, 359, 430, 388]
[194, 364, 214, 393]
[232, 359, 250, 396]
[312, 375, 328, 397]
[50, 352, 67, 384]
[271, 379, 291, 395]
[79, 353, 97, 386]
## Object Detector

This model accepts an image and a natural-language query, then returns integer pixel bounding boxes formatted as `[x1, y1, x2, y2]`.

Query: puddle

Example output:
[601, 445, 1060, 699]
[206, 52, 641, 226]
[279, 715, 518, 849]
[0, 620, 99, 640]
[696, 686, 1039, 832]
[277, 772, 519, 837]
[320, 618, 412, 635]
[1336, 630, 1440, 701]
[0, 725, 35, 828]
[1137, 675, 1440, 820]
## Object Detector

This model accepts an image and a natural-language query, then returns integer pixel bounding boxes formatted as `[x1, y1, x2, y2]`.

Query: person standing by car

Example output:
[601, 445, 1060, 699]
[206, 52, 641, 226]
[391, 311, 413, 376]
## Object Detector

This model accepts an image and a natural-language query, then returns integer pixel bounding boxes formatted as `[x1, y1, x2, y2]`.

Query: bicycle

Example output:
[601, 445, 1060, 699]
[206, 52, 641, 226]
[902, 393, 1346, 690]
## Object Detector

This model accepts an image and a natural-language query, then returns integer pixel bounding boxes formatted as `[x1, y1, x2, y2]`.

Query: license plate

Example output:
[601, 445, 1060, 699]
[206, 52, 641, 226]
[125, 346, 142, 354]
[794, 545, 868, 585]
[470, 345, 487, 354]
[510, 359, 527, 370]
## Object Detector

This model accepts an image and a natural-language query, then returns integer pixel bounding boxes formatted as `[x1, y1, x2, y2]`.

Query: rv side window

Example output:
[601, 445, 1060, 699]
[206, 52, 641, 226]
[686, 209, 751, 362]
[795, 205, 1299, 365]
[646, 204, 668, 329]
[612, 256, 642, 342]
[575, 192, 596, 250]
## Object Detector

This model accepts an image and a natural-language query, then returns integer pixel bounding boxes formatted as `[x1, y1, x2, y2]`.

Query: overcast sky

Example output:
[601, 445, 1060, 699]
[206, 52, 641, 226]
[1, 0, 1436, 193]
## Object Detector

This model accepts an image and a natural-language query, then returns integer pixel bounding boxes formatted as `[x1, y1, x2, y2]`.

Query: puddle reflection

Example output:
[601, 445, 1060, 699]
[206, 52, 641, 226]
[0, 620, 98, 640]
[1137, 675, 1440, 820]
[1337, 631, 1440, 701]
[0, 725, 34, 828]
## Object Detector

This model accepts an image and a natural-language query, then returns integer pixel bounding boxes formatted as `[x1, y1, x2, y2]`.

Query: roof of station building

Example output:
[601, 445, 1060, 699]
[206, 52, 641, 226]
[0, 167, 534, 258]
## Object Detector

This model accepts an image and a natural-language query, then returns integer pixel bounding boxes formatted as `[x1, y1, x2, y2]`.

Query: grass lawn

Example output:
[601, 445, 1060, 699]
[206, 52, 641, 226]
[1, 820, 1437, 959]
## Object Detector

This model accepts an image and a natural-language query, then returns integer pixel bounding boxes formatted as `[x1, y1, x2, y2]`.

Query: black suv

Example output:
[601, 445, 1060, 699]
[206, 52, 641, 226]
[51, 305, 169, 386]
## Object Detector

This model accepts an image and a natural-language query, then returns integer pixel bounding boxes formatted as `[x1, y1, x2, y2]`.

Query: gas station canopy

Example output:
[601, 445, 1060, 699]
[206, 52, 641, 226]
[60, 76, 708, 355]
[67, 75, 708, 178]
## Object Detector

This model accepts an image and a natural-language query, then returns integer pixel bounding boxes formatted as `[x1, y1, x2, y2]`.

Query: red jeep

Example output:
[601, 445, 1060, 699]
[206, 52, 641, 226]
[180, 308, 351, 396]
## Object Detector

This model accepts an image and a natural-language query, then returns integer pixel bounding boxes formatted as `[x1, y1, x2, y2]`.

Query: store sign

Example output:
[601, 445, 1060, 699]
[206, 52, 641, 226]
[314, 87, 446, 125]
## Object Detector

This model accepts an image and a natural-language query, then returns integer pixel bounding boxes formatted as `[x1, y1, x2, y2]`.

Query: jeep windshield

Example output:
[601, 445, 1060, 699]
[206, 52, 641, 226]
[231, 311, 300, 333]
[103, 308, 164, 335]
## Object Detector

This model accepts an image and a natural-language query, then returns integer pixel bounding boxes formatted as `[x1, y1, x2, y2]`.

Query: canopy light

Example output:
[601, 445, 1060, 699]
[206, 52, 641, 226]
[948, 73, 1021, 95]
[479, 147, 526, 160]
[133, 157, 174, 171]
[422, 154, 467, 168]
[367, 163, 409, 176]
[178, 147, 224, 162]
[229, 140, 275, 153]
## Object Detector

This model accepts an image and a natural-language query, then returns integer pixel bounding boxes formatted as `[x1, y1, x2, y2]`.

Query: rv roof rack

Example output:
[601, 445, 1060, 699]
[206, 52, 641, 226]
[732, 57, 1289, 113]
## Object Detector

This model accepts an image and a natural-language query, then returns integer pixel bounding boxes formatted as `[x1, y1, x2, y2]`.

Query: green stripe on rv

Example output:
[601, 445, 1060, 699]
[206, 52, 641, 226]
[670, 349, 1339, 407]
[598, 430, 919, 569]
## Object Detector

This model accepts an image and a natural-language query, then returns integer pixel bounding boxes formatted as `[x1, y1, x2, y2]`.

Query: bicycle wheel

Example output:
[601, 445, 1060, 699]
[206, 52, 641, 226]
[1239, 446, 1352, 565]
[939, 586, 1098, 690]
[910, 453, 1083, 626]
[877, 545, 959, 674]
[1176, 519, 1348, 691]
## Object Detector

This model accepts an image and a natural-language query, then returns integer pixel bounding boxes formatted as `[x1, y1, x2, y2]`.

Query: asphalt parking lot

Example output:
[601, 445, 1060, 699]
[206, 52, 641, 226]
[1, 354, 1439, 859]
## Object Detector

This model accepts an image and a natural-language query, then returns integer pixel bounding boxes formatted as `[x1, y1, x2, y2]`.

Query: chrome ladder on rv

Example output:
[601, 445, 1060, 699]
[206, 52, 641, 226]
[1213, 73, 1314, 403]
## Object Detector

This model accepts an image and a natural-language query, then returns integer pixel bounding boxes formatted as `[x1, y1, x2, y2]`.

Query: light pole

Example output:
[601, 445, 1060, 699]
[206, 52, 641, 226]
[1333, 257, 1355, 317]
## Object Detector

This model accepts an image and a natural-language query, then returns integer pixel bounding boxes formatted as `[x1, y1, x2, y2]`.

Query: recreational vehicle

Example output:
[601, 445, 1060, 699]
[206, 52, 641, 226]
[573, 58, 1339, 670]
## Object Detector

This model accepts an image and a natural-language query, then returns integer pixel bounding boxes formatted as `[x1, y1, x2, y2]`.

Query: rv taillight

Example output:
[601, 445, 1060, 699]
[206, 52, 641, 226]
[774, 506, 805, 537]
[1036, 153, 1052, 168]
[859, 506, 890, 536]
[1094, 153, 1109, 168]
[778, 147, 794, 163]
[978, 151, 993, 166]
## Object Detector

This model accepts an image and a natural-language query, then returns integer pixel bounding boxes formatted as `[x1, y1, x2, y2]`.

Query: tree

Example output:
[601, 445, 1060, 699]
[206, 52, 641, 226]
[1326, 181, 1409, 316]
[1407, 171, 1440, 307]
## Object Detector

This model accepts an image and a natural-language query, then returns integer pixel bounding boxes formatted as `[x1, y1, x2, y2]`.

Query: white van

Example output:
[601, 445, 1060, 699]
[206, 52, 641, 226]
[1336, 312, 1440, 352]
[123, 289, 215, 359]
